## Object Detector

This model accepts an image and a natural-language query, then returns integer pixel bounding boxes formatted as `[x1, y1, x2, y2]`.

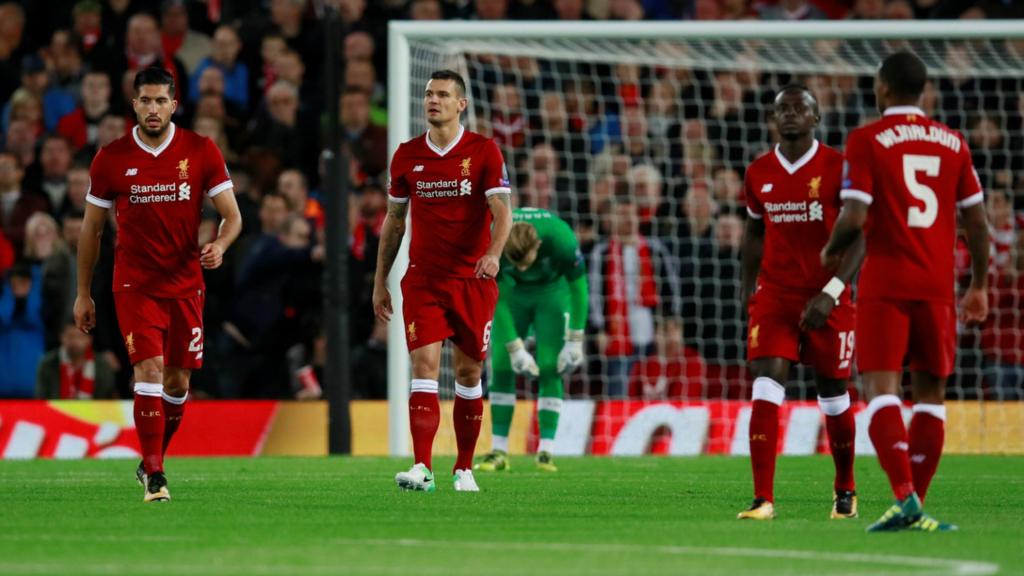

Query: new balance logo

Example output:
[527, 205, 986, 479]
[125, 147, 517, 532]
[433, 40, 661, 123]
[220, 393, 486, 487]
[761, 183, 773, 193]
[412, 165, 424, 172]
[894, 441, 909, 452]
[125, 168, 138, 176]
[910, 454, 926, 463]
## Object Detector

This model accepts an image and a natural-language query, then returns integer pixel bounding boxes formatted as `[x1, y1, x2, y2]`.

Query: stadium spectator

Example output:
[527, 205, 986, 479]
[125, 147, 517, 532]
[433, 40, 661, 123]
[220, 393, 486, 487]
[117, 13, 187, 105]
[278, 168, 324, 231]
[0, 2, 28, 105]
[0, 260, 45, 398]
[608, 0, 645, 20]
[757, 0, 828, 20]
[36, 321, 116, 399]
[473, 0, 510, 20]
[589, 193, 681, 397]
[190, 25, 249, 111]
[56, 71, 112, 152]
[247, 81, 305, 171]
[554, 0, 591, 19]
[6, 53, 76, 134]
[160, 0, 211, 77]
[409, 0, 444, 20]
[628, 318, 707, 399]
[23, 212, 71, 348]
[340, 86, 388, 182]
[968, 113, 1012, 189]
[848, 0, 886, 18]
[7, 87, 44, 139]
[26, 135, 74, 212]
[981, 232, 1024, 400]
[490, 82, 527, 149]
[72, 0, 113, 69]
[0, 152, 49, 253]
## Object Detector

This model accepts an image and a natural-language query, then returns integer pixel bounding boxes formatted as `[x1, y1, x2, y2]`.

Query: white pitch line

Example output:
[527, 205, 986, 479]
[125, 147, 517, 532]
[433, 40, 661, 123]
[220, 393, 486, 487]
[334, 538, 1000, 576]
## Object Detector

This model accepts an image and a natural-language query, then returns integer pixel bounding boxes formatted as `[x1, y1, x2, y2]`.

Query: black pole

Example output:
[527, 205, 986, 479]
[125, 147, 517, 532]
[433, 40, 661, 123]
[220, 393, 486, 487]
[322, 6, 351, 454]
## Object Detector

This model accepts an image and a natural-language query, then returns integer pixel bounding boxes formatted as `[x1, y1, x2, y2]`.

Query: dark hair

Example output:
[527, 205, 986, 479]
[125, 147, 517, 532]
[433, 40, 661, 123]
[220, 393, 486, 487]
[879, 50, 927, 100]
[133, 66, 175, 96]
[775, 83, 819, 115]
[430, 69, 466, 97]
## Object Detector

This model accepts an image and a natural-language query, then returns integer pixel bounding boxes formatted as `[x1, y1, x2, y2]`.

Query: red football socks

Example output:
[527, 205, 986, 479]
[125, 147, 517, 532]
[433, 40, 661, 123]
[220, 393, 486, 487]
[819, 393, 856, 493]
[133, 383, 165, 475]
[161, 392, 188, 456]
[867, 395, 915, 502]
[908, 404, 946, 502]
[749, 377, 785, 502]
[453, 382, 484, 473]
[409, 380, 440, 470]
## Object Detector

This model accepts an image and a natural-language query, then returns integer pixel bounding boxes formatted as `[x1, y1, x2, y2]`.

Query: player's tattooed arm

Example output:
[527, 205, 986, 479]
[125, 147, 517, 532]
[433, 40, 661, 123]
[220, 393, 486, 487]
[372, 200, 408, 322]
[740, 217, 765, 310]
[375, 200, 409, 284]
[477, 192, 512, 279]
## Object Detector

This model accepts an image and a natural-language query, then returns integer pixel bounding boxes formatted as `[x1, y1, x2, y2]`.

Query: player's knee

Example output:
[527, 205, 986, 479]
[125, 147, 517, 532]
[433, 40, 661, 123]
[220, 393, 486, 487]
[455, 364, 482, 386]
[164, 370, 191, 396]
[135, 358, 164, 383]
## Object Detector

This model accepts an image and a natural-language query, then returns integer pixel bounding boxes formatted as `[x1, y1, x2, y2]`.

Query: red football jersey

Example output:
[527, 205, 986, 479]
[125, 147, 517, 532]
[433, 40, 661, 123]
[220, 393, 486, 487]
[87, 123, 232, 298]
[744, 140, 846, 296]
[388, 125, 511, 278]
[842, 106, 984, 303]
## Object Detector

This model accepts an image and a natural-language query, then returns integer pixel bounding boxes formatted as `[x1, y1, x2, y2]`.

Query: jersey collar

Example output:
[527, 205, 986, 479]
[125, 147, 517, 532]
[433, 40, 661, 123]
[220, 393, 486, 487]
[425, 124, 464, 157]
[773, 138, 819, 176]
[883, 106, 926, 117]
[132, 122, 176, 157]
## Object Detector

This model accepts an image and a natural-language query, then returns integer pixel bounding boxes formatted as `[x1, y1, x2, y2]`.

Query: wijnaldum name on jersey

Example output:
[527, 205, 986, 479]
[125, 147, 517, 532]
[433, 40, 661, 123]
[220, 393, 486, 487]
[874, 124, 961, 152]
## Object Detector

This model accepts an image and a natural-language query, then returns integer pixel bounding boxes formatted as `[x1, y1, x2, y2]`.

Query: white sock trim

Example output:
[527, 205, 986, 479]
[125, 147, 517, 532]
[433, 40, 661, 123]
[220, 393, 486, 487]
[537, 397, 563, 413]
[492, 435, 509, 452]
[161, 391, 188, 405]
[455, 382, 483, 400]
[912, 403, 947, 421]
[751, 377, 785, 406]
[818, 392, 851, 416]
[489, 391, 516, 406]
[410, 379, 439, 394]
[538, 439, 555, 453]
[134, 382, 163, 397]
[864, 394, 902, 421]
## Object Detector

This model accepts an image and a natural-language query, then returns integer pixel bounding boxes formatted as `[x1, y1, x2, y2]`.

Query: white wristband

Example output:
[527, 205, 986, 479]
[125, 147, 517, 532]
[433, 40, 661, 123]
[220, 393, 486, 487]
[822, 277, 845, 301]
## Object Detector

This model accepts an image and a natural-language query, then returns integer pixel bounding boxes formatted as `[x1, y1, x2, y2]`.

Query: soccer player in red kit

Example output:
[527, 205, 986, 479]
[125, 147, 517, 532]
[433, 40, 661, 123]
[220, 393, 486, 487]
[739, 85, 864, 521]
[823, 52, 989, 532]
[74, 67, 242, 502]
[373, 70, 512, 492]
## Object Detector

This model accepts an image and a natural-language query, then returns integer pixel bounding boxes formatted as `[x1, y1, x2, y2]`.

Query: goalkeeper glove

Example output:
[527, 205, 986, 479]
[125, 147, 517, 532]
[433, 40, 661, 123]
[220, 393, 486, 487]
[506, 338, 539, 377]
[557, 330, 585, 375]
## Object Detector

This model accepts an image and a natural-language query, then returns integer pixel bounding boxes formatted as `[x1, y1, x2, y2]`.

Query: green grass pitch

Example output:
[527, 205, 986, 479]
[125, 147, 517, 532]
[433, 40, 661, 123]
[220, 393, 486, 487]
[0, 455, 1019, 575]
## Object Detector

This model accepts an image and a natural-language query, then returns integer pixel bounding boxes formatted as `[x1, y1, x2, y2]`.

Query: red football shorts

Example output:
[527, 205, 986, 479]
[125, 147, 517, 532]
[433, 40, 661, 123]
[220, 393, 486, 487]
[856, 298, 956, 378]
[747, 289, 856, 379]
[114, 291, 205, 369]
[400, 270, 498, 361]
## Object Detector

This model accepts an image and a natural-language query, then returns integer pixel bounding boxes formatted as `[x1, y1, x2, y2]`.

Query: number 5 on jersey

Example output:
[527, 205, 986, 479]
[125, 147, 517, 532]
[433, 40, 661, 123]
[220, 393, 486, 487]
[903, 154, 940, 229]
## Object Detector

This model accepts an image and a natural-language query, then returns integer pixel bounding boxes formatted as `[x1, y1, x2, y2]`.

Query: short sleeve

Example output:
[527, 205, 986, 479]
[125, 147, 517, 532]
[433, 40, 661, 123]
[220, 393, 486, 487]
[956, 137, 984, 209]
[840, 128, 874, 206]
[387, 145, 409, 204]
[86, 148, 114, 209]
[743, 168, 763, 220]
[203, 138, 233, 198]
[483, 139, 511, 197]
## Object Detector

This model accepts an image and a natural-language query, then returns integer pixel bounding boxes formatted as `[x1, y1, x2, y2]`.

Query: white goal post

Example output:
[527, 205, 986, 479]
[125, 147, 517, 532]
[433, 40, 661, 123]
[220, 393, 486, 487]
[385, 20, 1024, 456]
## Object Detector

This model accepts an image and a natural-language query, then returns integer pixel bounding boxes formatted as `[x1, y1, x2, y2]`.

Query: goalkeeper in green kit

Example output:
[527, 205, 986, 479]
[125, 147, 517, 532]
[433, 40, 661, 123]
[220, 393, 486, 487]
[475, 207, 588, 473]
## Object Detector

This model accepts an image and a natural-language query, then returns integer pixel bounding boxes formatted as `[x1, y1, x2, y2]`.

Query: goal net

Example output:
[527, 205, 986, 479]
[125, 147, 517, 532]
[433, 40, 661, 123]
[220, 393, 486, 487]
[387, 22, 1024, 457]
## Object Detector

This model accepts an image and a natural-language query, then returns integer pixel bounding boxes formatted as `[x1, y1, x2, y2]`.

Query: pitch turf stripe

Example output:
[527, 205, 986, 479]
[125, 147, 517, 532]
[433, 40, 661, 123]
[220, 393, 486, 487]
[337, 538, 999, 576]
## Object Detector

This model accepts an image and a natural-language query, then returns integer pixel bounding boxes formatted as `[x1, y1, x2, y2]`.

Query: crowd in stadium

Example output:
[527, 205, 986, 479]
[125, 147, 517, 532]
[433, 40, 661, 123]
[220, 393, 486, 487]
[0, 0, 1021, 401]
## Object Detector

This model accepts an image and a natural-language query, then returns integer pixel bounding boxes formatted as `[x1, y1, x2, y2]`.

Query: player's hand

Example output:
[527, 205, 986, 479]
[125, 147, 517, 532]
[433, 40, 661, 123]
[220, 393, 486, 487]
[200, 242, 225, 269]
[557, 330, 585, 374]
[373, 281, 393, 323]
[475, 253, 500, 279]
[74, 296, 96, 334]
[507, 338, 539, 377]
[959, 286, 989, 325]
[800, 292, 836, 332]
[820, 246, 842, 272]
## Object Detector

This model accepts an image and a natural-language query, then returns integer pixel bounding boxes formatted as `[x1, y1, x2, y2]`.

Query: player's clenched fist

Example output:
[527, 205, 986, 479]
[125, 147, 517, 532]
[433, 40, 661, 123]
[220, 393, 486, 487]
[475, 253, 500, 279]
[200, 242, 224, 269]
[74, 296, 96, 334]
[959, 286, 988, 324]
[373, 282, 393, 322]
